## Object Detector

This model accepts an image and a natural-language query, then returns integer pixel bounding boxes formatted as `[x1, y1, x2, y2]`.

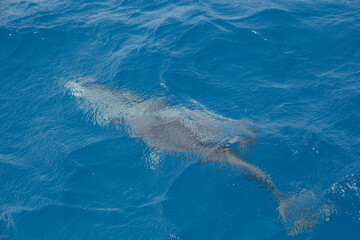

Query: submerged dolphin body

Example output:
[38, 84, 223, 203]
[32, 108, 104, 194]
[65, 80, 276, 191]
[65, 79, 335, 235]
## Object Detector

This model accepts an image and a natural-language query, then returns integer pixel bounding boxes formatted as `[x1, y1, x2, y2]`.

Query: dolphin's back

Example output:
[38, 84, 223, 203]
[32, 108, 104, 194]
[130, 116, 206, 152]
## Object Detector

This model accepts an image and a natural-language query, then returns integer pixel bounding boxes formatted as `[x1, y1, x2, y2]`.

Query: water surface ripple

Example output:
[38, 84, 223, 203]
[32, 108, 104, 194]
[0, 0, 360, 239]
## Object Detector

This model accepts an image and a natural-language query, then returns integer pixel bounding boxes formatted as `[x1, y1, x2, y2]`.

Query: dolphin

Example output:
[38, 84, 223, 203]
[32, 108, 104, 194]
[65, 79, 278, 191]
[65, 79, 335, 235]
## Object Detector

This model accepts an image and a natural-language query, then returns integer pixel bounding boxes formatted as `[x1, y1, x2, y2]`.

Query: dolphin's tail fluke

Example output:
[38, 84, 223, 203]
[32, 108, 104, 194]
[205, 147, 337, 236]
[277, 190, 336, 235]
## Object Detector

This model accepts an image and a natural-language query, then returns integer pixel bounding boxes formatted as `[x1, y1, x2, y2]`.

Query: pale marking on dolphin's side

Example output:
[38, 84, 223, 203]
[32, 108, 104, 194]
[65, 78, 336, 235]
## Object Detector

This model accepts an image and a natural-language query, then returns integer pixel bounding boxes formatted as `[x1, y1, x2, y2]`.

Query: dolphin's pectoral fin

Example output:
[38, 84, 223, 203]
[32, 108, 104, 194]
[110, 117, 124, 130]
[199, 157, 210, 164]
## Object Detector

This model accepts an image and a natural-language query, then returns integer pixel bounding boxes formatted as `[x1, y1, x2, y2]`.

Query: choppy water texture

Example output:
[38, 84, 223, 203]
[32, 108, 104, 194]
[1, 0, 360, 239]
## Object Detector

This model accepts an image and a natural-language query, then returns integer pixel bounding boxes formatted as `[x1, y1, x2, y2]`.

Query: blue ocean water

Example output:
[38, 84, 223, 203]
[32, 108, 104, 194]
[1, 0, 360, 239]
